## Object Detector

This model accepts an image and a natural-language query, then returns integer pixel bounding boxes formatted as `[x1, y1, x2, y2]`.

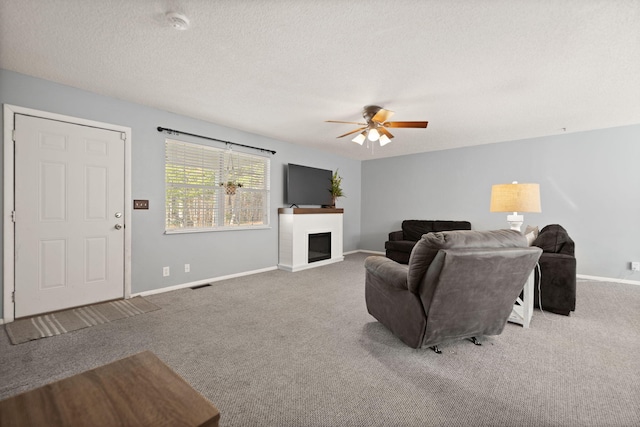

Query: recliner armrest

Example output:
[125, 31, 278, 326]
[364, 256, 409, 290]
[388, 230, 404, 241]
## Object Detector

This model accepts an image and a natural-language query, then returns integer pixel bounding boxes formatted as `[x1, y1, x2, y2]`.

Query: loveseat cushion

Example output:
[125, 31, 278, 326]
[406, 229, 527, 294]
[384, 240, 417, 253]
[402, 220, 472, 242]
[532, 224, 574, 255]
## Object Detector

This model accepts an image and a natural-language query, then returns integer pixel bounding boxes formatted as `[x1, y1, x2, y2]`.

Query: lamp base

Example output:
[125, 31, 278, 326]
[506, 213, 524, 232]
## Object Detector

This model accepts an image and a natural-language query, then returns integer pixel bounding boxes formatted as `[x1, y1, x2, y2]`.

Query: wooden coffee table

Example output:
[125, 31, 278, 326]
[0, 351, 220, 426]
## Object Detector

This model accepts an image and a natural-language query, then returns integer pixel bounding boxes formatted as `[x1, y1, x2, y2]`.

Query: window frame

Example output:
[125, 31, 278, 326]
[164, 138, 271, 234]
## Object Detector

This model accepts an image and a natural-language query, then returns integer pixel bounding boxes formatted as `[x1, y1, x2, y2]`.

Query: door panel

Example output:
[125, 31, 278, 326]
[40, 161, 67, 221]
[85, 166, 108, 220]
[39, 239, 67, 289]
[14, 115, 125, 318]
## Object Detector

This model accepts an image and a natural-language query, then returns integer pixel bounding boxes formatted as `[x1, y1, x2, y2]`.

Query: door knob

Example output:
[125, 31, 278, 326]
[115, 224, 123, 230]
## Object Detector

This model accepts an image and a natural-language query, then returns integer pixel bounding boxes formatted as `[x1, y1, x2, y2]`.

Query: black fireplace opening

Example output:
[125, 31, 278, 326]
[308, 232, 331, 263]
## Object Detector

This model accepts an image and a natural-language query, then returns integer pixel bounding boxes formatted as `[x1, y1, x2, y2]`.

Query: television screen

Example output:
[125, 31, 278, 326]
[285, 164, 333, 206]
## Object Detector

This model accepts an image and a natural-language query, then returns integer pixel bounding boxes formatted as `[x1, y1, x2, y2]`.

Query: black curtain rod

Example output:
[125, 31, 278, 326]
[157, 126, 276, 155]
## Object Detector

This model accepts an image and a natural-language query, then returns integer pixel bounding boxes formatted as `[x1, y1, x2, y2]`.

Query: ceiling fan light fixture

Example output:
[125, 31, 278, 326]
[327, 105, 427, 149]
[352, 133, 366, 145]
[367, 128, 380, 141]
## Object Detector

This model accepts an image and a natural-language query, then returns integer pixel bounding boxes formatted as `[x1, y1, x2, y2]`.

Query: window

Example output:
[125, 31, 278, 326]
[165, 139, 270, 233]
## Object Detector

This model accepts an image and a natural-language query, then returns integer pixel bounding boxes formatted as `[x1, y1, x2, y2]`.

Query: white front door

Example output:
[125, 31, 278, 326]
[14, 114, 125, 318]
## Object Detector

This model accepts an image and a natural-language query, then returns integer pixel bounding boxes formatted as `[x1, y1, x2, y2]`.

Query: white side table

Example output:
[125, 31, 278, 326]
[508, 271, 534, 328]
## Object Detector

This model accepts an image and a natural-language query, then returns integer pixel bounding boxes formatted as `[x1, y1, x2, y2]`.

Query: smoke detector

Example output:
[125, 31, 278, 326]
[165, 12, 190, 30]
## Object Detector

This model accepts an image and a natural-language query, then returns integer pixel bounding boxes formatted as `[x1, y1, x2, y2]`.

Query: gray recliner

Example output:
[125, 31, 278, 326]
[365, 229, 542, 352]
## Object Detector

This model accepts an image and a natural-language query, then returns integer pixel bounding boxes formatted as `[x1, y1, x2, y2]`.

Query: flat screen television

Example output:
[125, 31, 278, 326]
[285, 163, 333, 207]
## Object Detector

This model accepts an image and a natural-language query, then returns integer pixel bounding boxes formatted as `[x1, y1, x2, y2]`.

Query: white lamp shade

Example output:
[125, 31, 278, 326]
[367, 128, 380, 141]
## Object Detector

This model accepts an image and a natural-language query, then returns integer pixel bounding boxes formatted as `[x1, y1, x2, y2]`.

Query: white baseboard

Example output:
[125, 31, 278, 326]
[132, 266, 278, 297]
[278, 256, 344, 272]
[577, 274, 640, 286]
[350, 249, 385, 255]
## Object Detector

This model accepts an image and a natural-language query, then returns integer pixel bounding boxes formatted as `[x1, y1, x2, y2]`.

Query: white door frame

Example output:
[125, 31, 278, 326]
[3, 104, 132, 323]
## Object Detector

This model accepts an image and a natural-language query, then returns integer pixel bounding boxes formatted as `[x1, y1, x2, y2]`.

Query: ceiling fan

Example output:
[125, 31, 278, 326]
[326, 105, 428, 146]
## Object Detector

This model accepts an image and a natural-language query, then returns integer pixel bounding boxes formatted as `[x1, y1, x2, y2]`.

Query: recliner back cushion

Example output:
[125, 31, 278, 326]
[402, 220, 471, 242]
[406, 229, 527, 294]
[420, 246, 542, 345]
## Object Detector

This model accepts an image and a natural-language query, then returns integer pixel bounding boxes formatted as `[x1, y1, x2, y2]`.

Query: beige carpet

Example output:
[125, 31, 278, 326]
[4, 297, 160, 345]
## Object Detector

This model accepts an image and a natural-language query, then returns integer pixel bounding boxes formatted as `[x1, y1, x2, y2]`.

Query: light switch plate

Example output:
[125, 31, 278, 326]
[134, 199, 149, 209]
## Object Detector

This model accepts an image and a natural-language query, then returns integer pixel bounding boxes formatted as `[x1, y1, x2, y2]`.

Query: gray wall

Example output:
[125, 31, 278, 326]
[2, 68, 638, 321]
[361, 125, 640, 280]
[0, 69, 361, 319]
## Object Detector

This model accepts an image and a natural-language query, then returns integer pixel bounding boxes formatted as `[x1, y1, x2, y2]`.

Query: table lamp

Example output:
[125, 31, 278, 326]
[490, 181, 541, 232]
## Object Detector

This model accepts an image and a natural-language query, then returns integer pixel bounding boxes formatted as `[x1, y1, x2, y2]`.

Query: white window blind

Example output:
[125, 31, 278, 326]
[165, 139, 270, 232]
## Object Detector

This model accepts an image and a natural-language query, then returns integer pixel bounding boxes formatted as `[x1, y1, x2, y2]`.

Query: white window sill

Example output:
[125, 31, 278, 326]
[165, 225, 271, 235]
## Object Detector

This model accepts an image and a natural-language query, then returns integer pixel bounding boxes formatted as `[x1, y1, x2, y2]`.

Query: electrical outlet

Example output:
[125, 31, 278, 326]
[632, 262, 640, 271]
[185, 264, 190, 273]
[163, 266, 170, 277]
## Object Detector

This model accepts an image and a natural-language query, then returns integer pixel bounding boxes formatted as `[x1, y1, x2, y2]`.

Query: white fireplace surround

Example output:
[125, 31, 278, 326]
[278, 208, 344, 272]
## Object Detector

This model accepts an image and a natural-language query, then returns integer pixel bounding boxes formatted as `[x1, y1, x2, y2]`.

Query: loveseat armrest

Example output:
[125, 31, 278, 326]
[388, 230, 404, 241]
[364, 256, 408, 290]
[535, 252, 576, 314]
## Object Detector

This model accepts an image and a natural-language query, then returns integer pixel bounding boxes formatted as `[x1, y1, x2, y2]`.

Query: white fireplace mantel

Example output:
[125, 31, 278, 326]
[278, 208, 344, 272]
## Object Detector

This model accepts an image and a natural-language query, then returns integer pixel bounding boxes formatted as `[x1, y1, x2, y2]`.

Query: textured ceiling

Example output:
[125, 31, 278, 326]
[1, 0, 639, 160]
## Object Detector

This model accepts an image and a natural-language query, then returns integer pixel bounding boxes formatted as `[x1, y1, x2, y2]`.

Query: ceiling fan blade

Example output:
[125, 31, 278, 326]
[371, 108, 394, 123]
[378, 127, 395, 139]
[336, 127, 367, 138]
[384, 121, 429, 128]
[325, 120, 367, 125]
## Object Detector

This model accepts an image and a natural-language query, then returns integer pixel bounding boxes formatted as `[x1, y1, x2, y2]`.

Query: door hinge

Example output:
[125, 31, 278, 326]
[11, 211, 16, 222]
[120, 132, 126, 141]
[12, 291, 15, 303]
[12, 129, 17, 142]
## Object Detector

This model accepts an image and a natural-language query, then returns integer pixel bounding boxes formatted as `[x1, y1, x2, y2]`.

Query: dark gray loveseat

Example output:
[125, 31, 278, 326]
[366, 229, 542, 350]
[385, 220, 471, 264]
[532, 224, 576, 315]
